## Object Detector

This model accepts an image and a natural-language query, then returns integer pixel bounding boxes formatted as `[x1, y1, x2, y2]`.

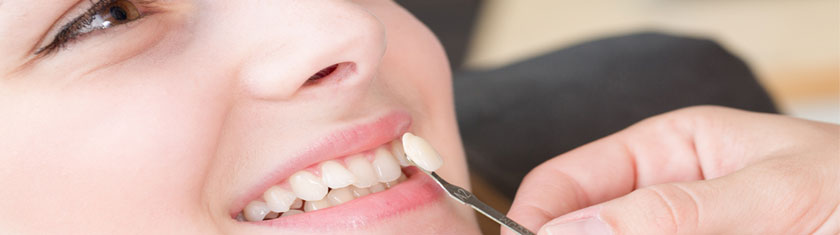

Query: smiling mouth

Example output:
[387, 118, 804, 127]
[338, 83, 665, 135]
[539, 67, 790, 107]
[236, 138, 413, 222]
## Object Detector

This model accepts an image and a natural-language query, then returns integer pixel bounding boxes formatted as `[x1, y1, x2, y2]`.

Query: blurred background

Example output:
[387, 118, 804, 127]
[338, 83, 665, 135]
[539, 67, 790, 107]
[396, 1, 838, 233]
[398, 0, 839, 124]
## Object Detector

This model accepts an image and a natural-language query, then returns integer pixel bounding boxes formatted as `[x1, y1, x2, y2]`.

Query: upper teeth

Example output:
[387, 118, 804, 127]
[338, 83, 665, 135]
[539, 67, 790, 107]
[319, 160, 356, 188]
[239, 137, 411, 222]
[263, 186, 297, 212]
[390, 140, 411, 166]
[346, 155, 378, 188]
[243, 201, 271, 222]
[289, 171, 328, 201]
[372, 148, 402, 182]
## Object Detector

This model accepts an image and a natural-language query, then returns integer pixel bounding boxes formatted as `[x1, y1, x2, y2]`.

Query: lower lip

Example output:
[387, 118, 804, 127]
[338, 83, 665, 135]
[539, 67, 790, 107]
[253, 167, 444, 230]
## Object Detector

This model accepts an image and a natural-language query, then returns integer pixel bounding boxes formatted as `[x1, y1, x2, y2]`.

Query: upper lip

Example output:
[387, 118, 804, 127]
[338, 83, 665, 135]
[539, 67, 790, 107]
[229, 111, 412, 216]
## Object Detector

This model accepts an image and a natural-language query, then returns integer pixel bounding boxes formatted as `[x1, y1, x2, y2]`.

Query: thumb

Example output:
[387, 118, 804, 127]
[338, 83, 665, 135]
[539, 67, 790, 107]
[536, 183, 704, 235]
[537, 163, 827, 235]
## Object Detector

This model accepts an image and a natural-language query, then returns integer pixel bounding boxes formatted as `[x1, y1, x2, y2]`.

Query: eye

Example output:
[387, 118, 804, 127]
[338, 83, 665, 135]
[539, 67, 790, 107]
[102, 0, 141, 24]
[36, 0, 145, 55]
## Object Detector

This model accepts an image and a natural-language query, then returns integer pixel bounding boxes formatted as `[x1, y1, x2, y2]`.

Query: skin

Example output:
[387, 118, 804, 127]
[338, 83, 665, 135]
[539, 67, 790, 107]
[4, 1, 835, 235]
[505, 106, 839, 234]
[0, 0, 478, 234]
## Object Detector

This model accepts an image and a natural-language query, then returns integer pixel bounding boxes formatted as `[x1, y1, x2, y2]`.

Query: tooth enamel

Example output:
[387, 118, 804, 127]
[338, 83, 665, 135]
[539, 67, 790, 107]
[249, 139, 418, 218]
[391, 140, 411, 166]
[326, 187, 357, 206]
[290, 198, 303, 209]
[243, 201, 271, 222]
[320, 160, 356, 188]
[289, 171, 328, 201]
[401, 133, 444, 172]
[281, 209, 304, 217]
[350, 186, 371, 197]
[369, 183, 386, 193]
[263, 186, 297, 213]
[345, 155, 378, 188]
[372, 147, 401, 182]
[303, 199, 332, 212]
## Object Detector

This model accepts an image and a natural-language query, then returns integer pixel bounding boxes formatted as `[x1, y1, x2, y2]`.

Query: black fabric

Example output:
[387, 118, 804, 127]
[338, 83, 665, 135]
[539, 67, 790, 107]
[455, 32, 778, 199]
[395, 0, 482, 69]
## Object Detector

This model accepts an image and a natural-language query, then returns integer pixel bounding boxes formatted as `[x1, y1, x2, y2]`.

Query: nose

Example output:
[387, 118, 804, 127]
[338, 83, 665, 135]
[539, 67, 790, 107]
[228, 2, 387, 100]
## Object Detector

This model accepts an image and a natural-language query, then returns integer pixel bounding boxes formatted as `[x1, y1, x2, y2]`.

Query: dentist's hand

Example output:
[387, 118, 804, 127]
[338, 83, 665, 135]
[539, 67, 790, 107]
[505, 106, 839, 235]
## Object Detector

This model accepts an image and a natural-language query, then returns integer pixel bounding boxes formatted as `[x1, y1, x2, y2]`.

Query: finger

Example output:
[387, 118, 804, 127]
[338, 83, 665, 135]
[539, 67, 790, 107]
[503, 106, 823, 234]
[504, 107, 706, 234]
[537, 155, 839, 234]
[501, 134, 645, 235]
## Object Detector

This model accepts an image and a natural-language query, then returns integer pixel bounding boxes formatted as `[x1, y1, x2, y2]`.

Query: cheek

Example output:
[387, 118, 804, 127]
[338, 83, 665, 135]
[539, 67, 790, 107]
[376, 4, 452, 114]
[0, 74, 226, 232]
[373, 2, 471, 188]
[374, 12, 477, 222]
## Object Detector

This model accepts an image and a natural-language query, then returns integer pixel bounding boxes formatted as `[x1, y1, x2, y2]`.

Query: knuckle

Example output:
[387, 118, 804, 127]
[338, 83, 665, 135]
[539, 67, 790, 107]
[630, 184, 701, 233]
[637, 105, 720, 135]
[521, 165, 592, 211]
[651, 105, 733, 132]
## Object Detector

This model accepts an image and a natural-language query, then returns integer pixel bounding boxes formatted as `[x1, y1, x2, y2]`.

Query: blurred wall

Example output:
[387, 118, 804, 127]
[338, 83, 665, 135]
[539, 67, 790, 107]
[467, 0, 839, 123]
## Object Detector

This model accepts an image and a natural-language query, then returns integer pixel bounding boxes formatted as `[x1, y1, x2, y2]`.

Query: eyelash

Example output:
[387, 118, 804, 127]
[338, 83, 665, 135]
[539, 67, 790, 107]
[35, 0, 150, 56]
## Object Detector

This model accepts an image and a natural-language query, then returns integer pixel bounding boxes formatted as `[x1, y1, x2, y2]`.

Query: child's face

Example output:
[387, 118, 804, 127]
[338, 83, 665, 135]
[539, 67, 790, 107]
[0, 1, 479, 234]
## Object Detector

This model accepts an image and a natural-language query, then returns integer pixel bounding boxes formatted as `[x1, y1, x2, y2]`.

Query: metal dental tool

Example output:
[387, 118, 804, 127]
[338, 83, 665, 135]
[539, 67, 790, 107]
[412, 165, 536, 235]
[401, 132, 535, 235]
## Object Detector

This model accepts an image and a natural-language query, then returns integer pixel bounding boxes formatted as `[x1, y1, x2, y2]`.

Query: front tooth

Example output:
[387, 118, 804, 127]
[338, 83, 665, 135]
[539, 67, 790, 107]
[303, 199, 332, 212]
[372, 148, 401, 182]
[265, 212, 280, 219]
[320, 160, 356, 188]
[401, 133, 444, 172]
[263, 186, 297, 213]
[326, 187, 357, 206]
[391, 140, 411, 166]
[289, 171, 328, 201]
[281, 209, 304, 217]
[369, 183, 387, 193]
[350, 186, 371, 197]
[346, 155, 378, 188]
[243, 201, 271, 222]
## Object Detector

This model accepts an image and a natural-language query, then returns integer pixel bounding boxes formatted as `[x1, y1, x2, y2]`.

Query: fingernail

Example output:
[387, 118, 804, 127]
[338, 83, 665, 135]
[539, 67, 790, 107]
[541, 217, 612, 235]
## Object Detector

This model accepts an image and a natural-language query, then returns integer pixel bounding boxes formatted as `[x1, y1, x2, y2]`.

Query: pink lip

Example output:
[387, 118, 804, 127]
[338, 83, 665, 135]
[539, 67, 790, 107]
[257, 167, 443, 230]
[229, 111, 415, 217]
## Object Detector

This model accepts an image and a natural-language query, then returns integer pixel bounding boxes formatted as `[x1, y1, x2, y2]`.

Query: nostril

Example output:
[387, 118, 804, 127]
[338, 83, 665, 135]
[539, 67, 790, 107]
[306, 63, 340, 83]
[301, 62, 357, 88]
[309, 64, 338, 81]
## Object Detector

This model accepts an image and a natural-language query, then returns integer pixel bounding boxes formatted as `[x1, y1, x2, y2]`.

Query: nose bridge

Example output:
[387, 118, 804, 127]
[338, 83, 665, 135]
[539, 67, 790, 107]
[229, 1, 387, 100]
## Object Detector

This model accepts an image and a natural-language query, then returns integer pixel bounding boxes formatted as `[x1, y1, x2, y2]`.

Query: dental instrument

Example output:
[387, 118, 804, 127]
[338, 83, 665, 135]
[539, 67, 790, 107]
[402, 133, 536, 235]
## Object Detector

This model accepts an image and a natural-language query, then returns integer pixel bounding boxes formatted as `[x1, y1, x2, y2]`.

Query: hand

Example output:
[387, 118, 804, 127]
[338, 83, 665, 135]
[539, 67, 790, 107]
[504, 106, 839, 235]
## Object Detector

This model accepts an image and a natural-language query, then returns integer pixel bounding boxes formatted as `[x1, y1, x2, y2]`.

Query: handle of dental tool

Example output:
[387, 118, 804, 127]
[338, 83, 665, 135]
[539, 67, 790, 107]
[425, 171, 536, 235]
